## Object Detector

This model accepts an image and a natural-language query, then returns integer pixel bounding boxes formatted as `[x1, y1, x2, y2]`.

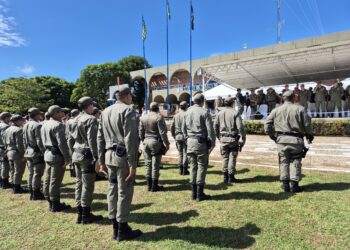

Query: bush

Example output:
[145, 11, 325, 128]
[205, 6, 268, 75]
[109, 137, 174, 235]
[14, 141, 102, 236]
[243, 118, 350, 136]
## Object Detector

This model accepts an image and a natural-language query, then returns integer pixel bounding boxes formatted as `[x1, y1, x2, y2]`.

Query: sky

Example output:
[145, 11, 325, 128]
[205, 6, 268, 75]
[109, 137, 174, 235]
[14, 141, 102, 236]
[0, 0, 349, 82]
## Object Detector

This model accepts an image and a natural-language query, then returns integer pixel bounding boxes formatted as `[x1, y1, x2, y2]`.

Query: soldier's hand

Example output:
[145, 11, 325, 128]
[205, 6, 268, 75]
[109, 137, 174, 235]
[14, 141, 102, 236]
[269, 135, 277, 143]
[96, 163, 108, 177]
[165, 145, 170, 154]
[125, 167, 136, 183]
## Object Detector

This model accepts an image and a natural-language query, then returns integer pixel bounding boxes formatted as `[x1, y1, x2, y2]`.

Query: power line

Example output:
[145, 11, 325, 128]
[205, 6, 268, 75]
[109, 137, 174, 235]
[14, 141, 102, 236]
[295, 0, 319, 35]
[310, 0, 325, 34]
[283, 0, 314, 36]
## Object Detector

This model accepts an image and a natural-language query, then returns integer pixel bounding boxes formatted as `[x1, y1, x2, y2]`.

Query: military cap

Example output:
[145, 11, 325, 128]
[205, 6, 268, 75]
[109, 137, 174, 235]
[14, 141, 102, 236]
[11, 115, 25, 123]
[78, 97, 93, 107]
[150, 102, 159, 109]
[179, 101, 188, 108]
[282, 90, 294, 98]
[70, 109, 79, 117]
[63, 108, 71, 114]
[0, 112, 11, 120]
[28, 108, 43, 116]
[193, 93, 205, 103]
[224, 96, 235, 105]
[48, 105, 63, 115]
[115, 85, 131, 98]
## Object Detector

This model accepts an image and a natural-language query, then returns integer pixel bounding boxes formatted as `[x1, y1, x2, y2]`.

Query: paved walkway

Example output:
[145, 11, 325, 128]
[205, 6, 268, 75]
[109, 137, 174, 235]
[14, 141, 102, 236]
[163, 134, 350, 173]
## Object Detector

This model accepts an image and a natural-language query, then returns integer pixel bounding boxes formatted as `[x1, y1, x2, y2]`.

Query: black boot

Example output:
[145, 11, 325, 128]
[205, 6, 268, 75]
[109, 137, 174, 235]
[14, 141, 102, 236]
[32, 189, 46, 200]
[223, 172, 229, 184]
[0, 177, 3, 188]
[146, 177, 152, 192]
[281, 180, 290, 192]
[316, 114, 320, 118]
[228, 174, 239, 184]
[290, 181, 303, 193]
[13, 184, 27, 194]
[151, 179, 164, 192]
[52, 201, 72, 212]
[191, 184, 197, 200]
[196, 184, 211, 201]
[178, 164, 183, 175]
[47, 199, 53, 212]
[339, 112, 342, 118]
[116, 222, 142, 242]
[1, 178, 11, 189]
[182, 165, 190, 175]
[76, 206, 83, 224]
[29, 187, 33, 200]
[112, 220, 119, 240]
[82, 207, 103, 224]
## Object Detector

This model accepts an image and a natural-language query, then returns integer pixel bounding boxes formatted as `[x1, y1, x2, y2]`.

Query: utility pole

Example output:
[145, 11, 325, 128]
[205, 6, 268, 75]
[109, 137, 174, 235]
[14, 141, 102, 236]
[277, 0, 281, 44]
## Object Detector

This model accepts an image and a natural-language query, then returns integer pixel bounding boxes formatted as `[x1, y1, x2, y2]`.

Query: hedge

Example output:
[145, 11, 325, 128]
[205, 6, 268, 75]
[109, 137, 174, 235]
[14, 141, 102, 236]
[243, 118, 350, 136]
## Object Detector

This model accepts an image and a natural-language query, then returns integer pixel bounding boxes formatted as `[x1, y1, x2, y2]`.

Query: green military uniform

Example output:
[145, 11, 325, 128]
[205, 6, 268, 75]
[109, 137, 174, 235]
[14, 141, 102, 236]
[139, 102, 170, 192]
[97, 86, 142, 241]
[266, 88, 278, 114]
[23, 108, 46, 200]
[265, 90, 313, 193]
[69, 97, 103, 224]
[41, 105, 71, 212]
[182, 93, 215, 201]
[215, 97, 246, 184]
[314, 84, 327, 118]
[298, 89, 311, 109]
[4, 115, 26, 193]
[249, 92, 258, 116]
[171, 101, 189, 176]
[345, 85, 350, 117]
[329, 84, 344, 117]
[0, 112, 11, 189]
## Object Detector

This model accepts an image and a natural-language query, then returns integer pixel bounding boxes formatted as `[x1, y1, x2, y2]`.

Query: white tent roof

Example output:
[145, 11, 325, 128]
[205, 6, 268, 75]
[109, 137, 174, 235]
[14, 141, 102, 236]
[204, 84, 237, 100]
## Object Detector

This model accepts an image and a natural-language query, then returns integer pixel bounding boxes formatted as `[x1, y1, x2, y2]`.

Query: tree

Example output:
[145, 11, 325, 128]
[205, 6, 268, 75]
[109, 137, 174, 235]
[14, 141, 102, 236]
[0, 78, 49, 114]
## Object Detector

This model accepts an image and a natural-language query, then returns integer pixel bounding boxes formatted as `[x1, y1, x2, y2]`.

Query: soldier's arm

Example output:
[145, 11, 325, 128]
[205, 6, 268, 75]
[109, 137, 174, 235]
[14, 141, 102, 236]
[35, 124, 45, 154]
[138, 118, 145, 142]
[181, 113, 187, 137]
[22, 126, 28, 149]
[302, 109, 313, 136]
[158, 116, 170, 147]
[236, 114, 246, 143]
[17, 129, 25, 156]
[206, 113, 216, 148]
[214, 114, 220, 141]
[264, 111, 276, 139]
[97, 118, 106, 166]
[67, 124, 75, 157]
[86, 117, 99, 160]
[124, 109, 140, 168]
[55, 124, 71, 163]
[170, 117, 176, 138]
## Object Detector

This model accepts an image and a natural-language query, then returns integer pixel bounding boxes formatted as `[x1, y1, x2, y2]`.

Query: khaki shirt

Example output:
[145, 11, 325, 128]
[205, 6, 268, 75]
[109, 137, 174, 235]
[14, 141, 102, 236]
[41, 118, 71, 163]
[139, 111, 169, 146]
[171, 110, 186, 139]
[214, 107, 246, 142]
[0, 122, 9, 157]
[66, 117, 78, 156]
[314, 85, 327, 102]
[23, 120, 45, 158]
[97, 101, 140, 168]
[4, 125, 25, 160]
[298, 89, 311, 107]
[264, 101, 312, 145]
[329, 85, 344, 101]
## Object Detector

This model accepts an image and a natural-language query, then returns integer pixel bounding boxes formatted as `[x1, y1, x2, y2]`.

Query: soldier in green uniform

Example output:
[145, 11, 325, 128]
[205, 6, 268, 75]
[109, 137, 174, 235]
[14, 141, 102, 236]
[257, 89, 266, 109]
[215, 97, 246, 184]
[346, 84, 350, 117]
[182, 93, 215, 201]
[314, 82, 327, 118]
[139, 102, 170, 192]
[23, 108, 46, 200]
[329, 81, 344, 117]
[266, 87, 278, 114]
[0, 112, 11, 189]
[265, 91, 313, 193]
[41, 105, 72, 212]
[69, 97, 103, 224]
[298, 84, 311, 110]
[66, 109, 80, 177]
[4, 115, 26, 194]
[249, 90, 258, 118]
[97, 86, 142, 242]
[171, 101, 189, 176]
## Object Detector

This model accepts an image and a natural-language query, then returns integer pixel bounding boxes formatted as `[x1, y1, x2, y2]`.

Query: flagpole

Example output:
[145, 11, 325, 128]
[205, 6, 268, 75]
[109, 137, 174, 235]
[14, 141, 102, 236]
[189, 0, 193, 106]
[166, 1, 170, 120]
[142, 16, 148, 112]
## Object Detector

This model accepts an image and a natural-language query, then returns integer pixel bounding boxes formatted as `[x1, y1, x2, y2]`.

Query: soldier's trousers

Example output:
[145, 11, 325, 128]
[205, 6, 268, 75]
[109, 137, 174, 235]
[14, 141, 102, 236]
[74, 161, 96, 207]
[176, 141, 188, 168]
[277, 143, 304, 182]
[267, 103, 276, 114]
[220, 143, 239, 174]
[27, 158, 45, 190]
[0, 158, 10, 179]
[143, 138, 162, 180]
[107, 165, 134, 223]
[188, 152, 209, 185]
[43, 161, 65, 202]
[315, 101, 326, 115]
[8, 159, 25, 185]
[330, 100, 342, 113]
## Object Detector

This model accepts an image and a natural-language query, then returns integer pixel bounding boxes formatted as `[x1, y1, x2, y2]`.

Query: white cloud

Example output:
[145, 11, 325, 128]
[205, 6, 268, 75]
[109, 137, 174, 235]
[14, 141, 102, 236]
[16, 65, 35, 75]
[0, 0, 25, 47]
[209, 52, 224, 57]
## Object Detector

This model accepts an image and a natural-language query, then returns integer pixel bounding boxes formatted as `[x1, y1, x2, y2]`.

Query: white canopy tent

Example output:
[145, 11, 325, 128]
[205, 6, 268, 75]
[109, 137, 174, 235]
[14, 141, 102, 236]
[204, 84, 237, 101]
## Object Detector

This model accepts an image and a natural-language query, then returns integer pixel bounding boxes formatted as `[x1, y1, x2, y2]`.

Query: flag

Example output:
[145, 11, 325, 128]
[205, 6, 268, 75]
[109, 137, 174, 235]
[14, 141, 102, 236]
[142, 16, 147, 41]
[191, 3, 194, 30]
[166, 0, 171, 20]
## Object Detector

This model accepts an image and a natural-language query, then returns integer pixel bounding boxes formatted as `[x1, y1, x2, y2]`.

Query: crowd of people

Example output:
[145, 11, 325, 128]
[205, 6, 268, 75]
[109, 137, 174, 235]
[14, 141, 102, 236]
[0, 85, 313, 243]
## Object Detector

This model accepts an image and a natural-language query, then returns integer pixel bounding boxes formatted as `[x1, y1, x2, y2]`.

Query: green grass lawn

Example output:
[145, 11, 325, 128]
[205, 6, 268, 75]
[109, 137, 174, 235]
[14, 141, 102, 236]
[0, 162, 349, 250]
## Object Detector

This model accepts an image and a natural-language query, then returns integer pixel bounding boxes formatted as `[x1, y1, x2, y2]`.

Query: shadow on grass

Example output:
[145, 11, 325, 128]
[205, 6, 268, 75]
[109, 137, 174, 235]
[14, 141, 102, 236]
[139, 222, 260, 249]
[211, 191, 292, 201]
[92, 202, 153, 212]
[303, 182, 350, 192]
[131, 210, 199, 226]
[209, 168, 251, 176]
[239, 175, 279, 183]
[162, 179, 229, 192]
[60, 190, 107, 201]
